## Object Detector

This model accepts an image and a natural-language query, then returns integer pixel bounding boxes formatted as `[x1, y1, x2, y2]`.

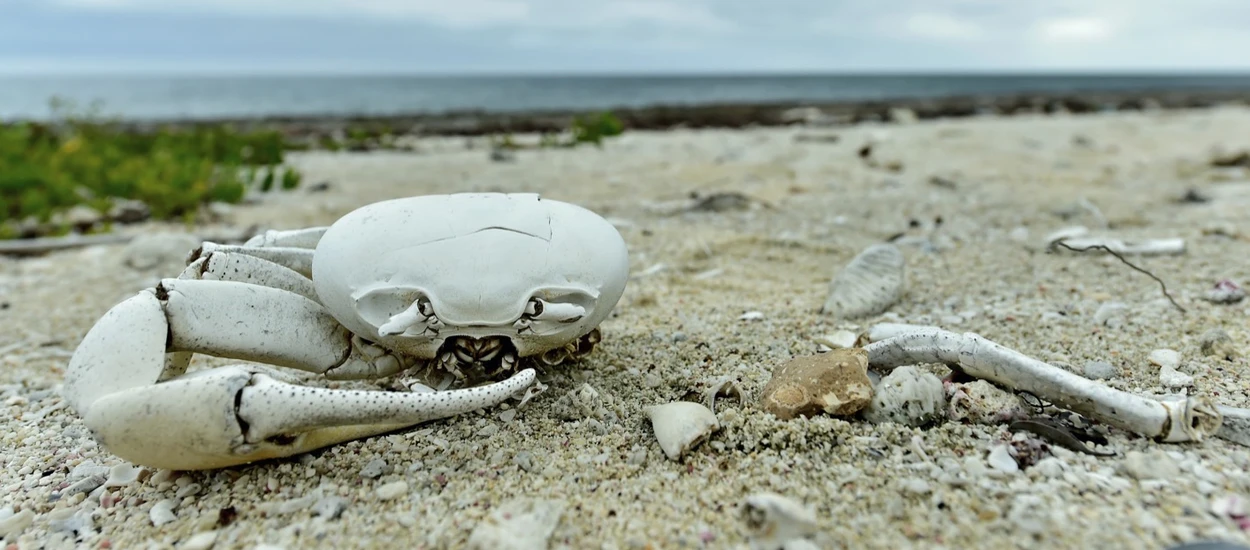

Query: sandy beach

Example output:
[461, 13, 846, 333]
[2, 104, 1250, 549]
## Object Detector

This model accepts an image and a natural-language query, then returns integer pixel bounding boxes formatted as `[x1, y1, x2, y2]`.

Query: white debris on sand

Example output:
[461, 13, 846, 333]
[3, 106, 1250, 549]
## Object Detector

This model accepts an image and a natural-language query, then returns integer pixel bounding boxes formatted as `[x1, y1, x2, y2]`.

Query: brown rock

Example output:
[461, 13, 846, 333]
[760, 349, 874, 420]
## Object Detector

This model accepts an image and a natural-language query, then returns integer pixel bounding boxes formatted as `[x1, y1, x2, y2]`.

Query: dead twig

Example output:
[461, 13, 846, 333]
[1051, 240, 1186, 314]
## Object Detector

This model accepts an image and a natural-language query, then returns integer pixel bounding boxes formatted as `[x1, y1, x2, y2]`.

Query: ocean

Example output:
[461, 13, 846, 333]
[3, 73, 1250, 121]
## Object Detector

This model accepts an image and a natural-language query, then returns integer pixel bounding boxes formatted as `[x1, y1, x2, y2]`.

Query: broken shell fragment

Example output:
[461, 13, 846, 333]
[812, 329, 864, 350]
[740, 492, 820, 550]
[820, 243, 905, 320]
[860, 366, 946, 427]
[646, 401, 720, 461]
[760, 349, 874, 420]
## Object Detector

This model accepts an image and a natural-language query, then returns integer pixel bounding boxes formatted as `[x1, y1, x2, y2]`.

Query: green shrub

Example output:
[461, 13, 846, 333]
[0, 98, 301, 237]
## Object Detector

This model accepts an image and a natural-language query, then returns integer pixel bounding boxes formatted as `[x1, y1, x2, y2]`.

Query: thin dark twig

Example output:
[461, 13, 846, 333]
[1051, 240, 1186, 314]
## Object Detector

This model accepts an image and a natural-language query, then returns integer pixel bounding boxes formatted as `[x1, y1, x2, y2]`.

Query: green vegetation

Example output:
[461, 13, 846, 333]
[496, 111, 626, 152]
[1, 98, 301, 239]
[0, 99, 626, 240]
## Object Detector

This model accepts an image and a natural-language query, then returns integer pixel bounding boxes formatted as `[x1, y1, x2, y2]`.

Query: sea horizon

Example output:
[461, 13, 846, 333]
[4, 71, 1250, 121]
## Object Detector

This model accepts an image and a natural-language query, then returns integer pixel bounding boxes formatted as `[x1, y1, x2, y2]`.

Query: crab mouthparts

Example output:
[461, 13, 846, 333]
[436, 335, 520, 380]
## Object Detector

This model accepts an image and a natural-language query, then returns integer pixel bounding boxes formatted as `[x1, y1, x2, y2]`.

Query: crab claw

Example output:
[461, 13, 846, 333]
[82, 365, 536, 470]
[63, 281, 537, 471]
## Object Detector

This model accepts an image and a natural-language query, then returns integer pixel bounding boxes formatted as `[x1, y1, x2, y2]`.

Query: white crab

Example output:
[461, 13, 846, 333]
[62, 193, 631, 470]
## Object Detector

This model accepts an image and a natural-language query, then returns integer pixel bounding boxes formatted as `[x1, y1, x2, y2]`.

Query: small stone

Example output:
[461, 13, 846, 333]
[514, 451, 535, 472]
[180, 530, 218, 550]
[108, 199, 151, 224]
[104, 463, 145, 487]
[760, 349, 874, 420]
[860, 366, 945, 427]
[467, 498, 566, 550]
[1199, 328, 1239, 361]
[375, 481, 409, 501]
[1204, 279, 1246, 304]
[1148, 349, 1181, 370]
[1149, 349, 1193, 388]
[150, 499, 178, 526]
[1083, 361, 1118, 379]
[987, 444, 1019, 474]
[359, 458, 388, 479]
[313, 496, 349, 520]
[0, 508, 36, 538]
[901, 478, 931, 495]
[1122, 450, 1180, 481]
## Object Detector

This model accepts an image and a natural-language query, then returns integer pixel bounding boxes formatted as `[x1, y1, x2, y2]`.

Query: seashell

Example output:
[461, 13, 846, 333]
[740, 492, 819, 550]
[811, 329, 863, 350]
[702, 375, 746, 413]
[860, 366, 945, 427]
[645, 401, 720, 461]
[820, 244, 905, 320]
[103, 463, 145, 487]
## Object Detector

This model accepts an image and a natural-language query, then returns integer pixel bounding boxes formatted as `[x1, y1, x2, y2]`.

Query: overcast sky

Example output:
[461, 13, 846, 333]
[2, 0, 1249, 74]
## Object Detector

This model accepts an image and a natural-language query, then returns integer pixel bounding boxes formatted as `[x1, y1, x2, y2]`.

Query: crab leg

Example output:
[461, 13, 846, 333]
[64, 281, 538, 470]
[863, 328, 1223, 443]
[189, 243, 315, 277]
[180, 251, 318, 301]
[244, 227, 329, 249]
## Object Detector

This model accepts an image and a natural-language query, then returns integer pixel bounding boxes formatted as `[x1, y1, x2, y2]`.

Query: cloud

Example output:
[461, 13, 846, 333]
[1034, 17, 1114, 44]
[898, 12, 985, 41]
[6, 0, 1250, 72]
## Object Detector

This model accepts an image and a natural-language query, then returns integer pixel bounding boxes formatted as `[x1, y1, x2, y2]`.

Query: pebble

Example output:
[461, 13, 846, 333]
[1122, 450, 1180, 481]
[150, 499, 178, 526]
[1149, 349, 1193, 387]
[104, 463, 145, 487]
[313, 496, 349, 520]
[181, 530, 218, 550]
[988, 444, 1020, 474]
[901, 478, 932, 495]
[0, 508, 35, 538]
[375, 481, 409, 501]
[759, 349, 874, 420]
[466, 498, 566, 550]
[820, 243, 906, 320]
[860, 366, 945, 427]
[359, 458, 388, 479]
[646, 401, 720, 461]
[1199, 328, 1239, 361]
[1204, 279, 1246, 304]
[1083, 360, 1118, 379]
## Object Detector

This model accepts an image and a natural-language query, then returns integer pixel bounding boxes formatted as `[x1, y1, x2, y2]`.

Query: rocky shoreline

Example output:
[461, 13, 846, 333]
[102, 88, 1250, 138]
